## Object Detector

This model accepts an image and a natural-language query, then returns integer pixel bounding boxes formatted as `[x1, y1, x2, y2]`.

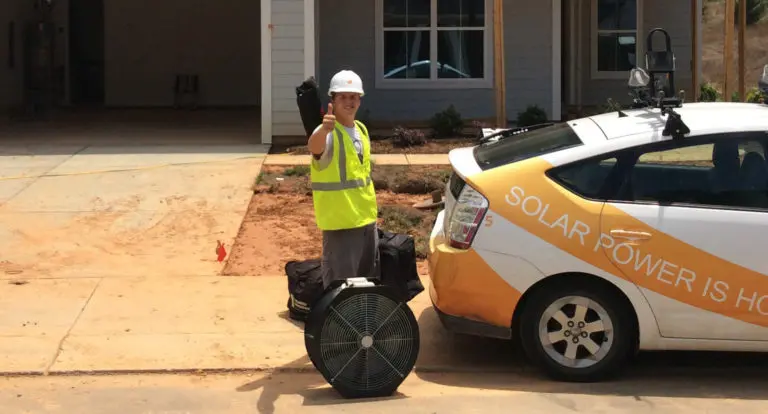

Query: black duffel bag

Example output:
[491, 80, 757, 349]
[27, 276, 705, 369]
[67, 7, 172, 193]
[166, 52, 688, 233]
[295, 76, 323, 138]
[376, 228, 425, 302]
[285, 258, 324, 322]
[285, 229, 425, 321]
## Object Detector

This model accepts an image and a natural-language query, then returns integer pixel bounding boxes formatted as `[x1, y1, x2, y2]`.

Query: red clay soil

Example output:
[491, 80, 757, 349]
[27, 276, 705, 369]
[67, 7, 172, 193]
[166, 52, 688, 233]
[269, 137, 476, 155]
[221, 166, 447, 277]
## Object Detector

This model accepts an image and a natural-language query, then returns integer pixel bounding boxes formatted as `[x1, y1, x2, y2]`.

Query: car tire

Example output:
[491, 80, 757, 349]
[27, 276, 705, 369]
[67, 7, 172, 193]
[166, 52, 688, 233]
[518, 282, 636, 382]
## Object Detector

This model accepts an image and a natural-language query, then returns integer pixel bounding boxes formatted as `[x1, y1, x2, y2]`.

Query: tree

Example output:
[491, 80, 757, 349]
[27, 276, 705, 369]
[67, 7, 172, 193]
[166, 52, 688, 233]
[735, 0, 768, 26]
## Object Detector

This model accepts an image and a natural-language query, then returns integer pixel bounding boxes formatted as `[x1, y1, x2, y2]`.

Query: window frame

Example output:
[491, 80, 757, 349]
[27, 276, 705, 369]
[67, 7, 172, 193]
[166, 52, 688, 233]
[548, 132, 768, 213]
[374, 0, 494, 90]
[590, 0, 644, 80]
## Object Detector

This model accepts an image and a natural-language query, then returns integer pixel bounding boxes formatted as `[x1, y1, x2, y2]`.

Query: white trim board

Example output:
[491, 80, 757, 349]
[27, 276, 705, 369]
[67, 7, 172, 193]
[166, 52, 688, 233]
[261, 0, 272, 144]
[373, 0, 494, 90]
[304, 0, 315, 79]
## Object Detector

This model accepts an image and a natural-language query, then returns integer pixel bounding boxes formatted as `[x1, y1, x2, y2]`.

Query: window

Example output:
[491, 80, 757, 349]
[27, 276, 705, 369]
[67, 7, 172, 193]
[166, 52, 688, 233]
[474, 123, 583, 170]
[592, 0, 641, 78]
[622, 137, 768, 210]
[376, 0, 492, 88]
[550, 157, 619, 200]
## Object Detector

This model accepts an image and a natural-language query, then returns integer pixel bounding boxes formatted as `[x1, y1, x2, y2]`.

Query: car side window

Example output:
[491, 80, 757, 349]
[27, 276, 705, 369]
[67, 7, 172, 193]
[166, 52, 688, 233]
[550, 156, 619, 199]
[625, 136, 768, 210]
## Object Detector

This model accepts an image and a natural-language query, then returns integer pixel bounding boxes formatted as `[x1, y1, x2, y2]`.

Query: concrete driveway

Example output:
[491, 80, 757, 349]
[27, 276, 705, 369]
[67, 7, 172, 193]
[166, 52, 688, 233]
[0, 139, 267, 279]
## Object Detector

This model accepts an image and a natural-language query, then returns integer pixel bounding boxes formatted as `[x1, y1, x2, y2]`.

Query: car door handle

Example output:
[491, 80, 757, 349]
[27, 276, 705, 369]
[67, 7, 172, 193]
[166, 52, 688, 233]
[609, 229, 653, 240]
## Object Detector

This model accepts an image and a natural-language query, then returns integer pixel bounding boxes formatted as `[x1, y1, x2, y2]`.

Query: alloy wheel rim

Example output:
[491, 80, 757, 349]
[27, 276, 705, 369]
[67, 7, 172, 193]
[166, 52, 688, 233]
[538, 295, 614, 369]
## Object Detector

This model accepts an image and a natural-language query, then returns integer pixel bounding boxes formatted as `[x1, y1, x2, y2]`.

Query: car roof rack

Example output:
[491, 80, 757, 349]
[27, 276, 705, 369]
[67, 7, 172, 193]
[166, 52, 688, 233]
[476, 122, 555, 144]
[617, 28, 691, 140]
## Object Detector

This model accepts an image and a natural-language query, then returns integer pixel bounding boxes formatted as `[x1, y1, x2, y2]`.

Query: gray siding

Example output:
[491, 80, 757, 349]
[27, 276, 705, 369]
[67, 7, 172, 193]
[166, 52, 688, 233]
[271, 0, 306, 136]
[576, 0, 697, 107]
[504, 0, 555, 120]
[318, 0, 556, 124]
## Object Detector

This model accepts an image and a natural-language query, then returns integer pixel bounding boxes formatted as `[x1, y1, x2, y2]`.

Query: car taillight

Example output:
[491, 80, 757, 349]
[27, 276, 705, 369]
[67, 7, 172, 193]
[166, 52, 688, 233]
[447, 183, 489, 249]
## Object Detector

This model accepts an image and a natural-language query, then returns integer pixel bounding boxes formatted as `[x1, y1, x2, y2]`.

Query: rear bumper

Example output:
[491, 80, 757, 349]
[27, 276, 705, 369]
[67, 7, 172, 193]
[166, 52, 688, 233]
[427, 210, 515, 340]
[431, 292, 512, 339]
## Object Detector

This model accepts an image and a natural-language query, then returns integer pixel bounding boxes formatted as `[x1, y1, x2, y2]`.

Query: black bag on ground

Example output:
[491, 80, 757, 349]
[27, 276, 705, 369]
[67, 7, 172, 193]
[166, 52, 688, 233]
[285, 229, 426, 321]
[295, 76, 323, 138]
[285, 258, 324, 322]
[377, 228, 425, 302]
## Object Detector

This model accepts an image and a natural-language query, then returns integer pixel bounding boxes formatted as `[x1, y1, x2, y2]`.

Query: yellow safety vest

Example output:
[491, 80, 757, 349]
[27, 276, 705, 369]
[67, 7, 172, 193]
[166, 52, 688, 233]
[310, 120, 378, 231]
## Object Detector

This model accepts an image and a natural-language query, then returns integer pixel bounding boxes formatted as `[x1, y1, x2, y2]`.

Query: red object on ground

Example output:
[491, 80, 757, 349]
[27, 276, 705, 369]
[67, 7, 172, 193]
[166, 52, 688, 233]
[216, 241, 227, 262]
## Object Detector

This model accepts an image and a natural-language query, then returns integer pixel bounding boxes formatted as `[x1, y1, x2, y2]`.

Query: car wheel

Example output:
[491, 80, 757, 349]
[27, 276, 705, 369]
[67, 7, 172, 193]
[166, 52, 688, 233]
[519, 283, 636, 382]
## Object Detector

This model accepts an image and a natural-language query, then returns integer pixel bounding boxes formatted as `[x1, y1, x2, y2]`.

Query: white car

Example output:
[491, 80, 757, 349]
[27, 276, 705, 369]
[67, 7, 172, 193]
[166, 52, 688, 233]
[428, 92, 768, 382]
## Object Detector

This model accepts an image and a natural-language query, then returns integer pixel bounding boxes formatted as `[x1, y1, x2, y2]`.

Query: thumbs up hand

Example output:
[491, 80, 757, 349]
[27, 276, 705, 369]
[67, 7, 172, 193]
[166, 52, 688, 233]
[322, 103, 336, 132]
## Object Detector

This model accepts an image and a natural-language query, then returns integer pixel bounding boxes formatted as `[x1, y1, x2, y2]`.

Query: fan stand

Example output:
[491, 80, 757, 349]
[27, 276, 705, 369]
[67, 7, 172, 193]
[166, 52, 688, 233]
[304, 277, 421, 399]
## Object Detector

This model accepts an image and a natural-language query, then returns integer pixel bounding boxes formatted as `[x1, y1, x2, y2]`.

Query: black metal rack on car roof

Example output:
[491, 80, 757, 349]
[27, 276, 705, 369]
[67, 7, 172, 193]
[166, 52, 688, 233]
[619, 28, 691, 140]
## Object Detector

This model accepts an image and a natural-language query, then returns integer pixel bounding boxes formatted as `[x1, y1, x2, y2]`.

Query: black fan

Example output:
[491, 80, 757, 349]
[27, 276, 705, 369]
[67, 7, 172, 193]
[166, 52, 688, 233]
[304, 277, 420, 399]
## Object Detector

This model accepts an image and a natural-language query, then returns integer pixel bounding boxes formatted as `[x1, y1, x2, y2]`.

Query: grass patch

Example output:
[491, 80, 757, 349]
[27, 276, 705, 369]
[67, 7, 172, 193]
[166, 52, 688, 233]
[378, 204, 438, 259]
[372, 165, 452, 194]
[283, 165, 310, 177]
[255, 165, 452, 196]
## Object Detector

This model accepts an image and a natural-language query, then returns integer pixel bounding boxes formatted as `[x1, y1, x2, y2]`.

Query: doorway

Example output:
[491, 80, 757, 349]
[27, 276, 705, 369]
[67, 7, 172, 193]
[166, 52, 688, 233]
[68, 0, 104, 105]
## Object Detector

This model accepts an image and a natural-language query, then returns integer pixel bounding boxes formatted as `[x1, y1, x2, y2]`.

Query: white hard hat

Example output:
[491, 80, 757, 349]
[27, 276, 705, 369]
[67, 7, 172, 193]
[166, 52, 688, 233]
[328, 70, 364, 96]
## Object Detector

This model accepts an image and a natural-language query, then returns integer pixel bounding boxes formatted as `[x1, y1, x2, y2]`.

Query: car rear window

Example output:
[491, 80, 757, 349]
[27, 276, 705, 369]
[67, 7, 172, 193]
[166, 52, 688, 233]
[473, 123, 583, 170]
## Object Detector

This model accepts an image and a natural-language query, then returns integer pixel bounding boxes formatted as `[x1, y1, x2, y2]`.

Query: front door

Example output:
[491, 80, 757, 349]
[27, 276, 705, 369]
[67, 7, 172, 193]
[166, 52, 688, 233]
[599, 132, 768, 341]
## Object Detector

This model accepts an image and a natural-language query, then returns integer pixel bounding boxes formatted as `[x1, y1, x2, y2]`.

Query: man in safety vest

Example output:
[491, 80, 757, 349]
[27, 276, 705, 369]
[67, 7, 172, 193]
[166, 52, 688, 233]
[307, 70, 379, 289]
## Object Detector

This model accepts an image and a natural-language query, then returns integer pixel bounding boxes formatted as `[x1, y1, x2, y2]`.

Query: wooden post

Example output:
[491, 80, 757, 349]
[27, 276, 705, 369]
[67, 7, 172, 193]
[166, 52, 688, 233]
[739, 0, 747, 101]
[723, 0, 735, 100]
[493, 0, 506, 128]
[691, 0, 699, 100]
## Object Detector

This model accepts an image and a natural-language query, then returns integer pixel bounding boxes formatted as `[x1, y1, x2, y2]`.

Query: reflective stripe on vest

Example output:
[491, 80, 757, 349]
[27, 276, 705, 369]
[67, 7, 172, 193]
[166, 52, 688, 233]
[310, 126, 372, 192]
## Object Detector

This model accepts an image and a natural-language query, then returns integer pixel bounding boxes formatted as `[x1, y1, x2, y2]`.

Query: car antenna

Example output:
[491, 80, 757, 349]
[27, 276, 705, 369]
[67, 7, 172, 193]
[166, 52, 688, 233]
[625, 28, 690, 140]
[607, 98, 628, 117]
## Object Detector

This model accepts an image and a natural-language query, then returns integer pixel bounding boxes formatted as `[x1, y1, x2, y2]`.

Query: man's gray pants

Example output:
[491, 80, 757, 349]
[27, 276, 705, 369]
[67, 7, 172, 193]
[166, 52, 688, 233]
[321, 222, 380, 289]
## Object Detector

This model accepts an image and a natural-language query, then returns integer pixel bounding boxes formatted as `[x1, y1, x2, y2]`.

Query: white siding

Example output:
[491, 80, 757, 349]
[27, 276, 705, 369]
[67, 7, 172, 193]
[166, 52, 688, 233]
[270, 0, 305, 136]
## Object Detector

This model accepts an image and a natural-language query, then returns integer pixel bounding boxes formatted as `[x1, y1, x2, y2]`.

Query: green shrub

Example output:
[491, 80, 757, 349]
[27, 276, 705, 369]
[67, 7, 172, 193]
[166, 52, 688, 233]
[430, 105, 464, 138]
[699, 82, 721, 102]
[392, 126, 427, 148]
[516, 105, 549, 127]
[746, 87, 766, 103]
[735, 0, 768, 25]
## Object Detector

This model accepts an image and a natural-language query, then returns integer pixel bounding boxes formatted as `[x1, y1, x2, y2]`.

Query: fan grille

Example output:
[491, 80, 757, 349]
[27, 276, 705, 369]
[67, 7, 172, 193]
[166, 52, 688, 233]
[319, 292, 417, 391]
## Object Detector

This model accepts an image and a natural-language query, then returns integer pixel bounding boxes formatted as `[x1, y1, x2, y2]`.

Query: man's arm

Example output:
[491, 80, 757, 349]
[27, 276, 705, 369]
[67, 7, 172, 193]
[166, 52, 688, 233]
[308, 125, 329, 156]
[311, 127, 335, 170]
[308, 103, 335, 156]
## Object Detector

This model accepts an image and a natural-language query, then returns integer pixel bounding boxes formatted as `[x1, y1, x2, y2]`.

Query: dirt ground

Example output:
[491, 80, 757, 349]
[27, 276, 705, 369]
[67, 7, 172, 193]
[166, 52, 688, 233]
[221, 165, 452, 277]
[269, 137, 476, 155]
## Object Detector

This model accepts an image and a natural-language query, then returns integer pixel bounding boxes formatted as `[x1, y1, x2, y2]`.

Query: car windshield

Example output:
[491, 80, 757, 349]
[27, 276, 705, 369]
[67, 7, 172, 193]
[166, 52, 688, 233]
[473, 123, 583, 170]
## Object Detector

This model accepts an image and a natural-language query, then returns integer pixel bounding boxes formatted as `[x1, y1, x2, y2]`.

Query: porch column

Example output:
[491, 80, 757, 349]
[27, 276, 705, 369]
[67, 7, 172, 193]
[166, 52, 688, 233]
[304, 0, 316, 78]
[261, 0, 273, 144]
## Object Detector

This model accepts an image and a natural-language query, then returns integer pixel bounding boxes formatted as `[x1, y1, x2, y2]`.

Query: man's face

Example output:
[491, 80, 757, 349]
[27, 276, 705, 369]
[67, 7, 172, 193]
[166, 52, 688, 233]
[333, 92, 361, 117]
